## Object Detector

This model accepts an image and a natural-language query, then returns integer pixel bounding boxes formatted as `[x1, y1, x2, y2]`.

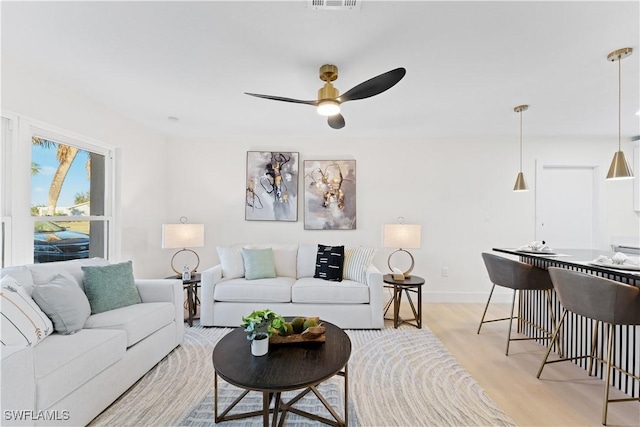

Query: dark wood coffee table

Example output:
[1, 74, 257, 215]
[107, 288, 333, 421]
[212, 320, 351, 426]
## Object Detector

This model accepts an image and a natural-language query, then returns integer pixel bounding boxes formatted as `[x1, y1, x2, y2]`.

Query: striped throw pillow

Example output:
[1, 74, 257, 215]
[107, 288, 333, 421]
[343, 247, 376, 284]
[1, 275, 53, 347]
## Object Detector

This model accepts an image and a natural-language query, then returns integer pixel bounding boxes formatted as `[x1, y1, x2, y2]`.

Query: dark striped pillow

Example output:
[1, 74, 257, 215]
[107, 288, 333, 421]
[314, 244, 345, 282]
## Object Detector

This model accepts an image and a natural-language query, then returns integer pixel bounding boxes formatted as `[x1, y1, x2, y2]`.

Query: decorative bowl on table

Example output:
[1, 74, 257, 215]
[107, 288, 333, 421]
[269, 316, 326, 344]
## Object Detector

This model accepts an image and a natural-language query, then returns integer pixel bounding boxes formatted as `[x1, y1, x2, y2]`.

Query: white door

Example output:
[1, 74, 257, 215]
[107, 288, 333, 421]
[535, 162, 603, 249]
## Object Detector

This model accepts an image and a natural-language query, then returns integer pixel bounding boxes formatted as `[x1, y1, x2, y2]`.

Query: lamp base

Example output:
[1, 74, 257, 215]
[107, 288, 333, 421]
[170, 248, 201, 275]
[387, 249, 415, 280]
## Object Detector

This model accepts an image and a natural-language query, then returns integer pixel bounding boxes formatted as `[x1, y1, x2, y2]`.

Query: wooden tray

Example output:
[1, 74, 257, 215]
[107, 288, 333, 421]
[269, 323, 326, 345]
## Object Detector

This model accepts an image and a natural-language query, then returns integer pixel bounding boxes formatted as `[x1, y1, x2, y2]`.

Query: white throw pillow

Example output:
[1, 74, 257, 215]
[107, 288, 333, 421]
[343, 247, 376, 284]
[217, 246, 245, 279]
[1, 265, 35, 295]
[1, 275, 54, 347]
[297, 244, 319, 278]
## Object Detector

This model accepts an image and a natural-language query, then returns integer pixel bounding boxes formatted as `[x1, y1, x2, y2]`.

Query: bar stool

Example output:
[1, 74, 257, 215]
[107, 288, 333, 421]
[478, 253, 557, 355]
[537, 267, 640, 425]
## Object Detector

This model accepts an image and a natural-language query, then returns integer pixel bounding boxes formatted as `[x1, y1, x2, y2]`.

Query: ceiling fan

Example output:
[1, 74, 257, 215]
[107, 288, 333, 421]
[245, 64, 406, 129]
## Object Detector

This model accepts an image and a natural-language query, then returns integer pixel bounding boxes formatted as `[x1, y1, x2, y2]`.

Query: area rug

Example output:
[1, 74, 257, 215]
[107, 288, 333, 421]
[90, 324, 515, 427]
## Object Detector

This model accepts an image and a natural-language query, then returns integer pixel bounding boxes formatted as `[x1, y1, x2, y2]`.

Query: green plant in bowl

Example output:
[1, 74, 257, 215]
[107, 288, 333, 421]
[241, 309, 285, 342]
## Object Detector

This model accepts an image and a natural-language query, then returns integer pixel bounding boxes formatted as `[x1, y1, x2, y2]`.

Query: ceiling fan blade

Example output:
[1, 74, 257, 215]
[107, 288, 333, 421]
[328, 114, 345, 129]
[245, 92, 318, 106]
[339, 68, 406, 102]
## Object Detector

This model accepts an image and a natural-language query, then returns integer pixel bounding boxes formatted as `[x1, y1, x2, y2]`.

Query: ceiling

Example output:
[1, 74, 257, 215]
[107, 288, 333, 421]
[2, 1, 639, 140]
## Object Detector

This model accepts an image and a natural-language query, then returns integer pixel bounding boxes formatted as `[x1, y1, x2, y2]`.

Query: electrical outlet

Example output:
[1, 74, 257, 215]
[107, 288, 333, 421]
[441, 267, 449, 277]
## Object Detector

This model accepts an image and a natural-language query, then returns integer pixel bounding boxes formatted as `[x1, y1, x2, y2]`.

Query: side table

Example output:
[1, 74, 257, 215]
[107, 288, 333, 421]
[166, 273, 201, 327]
[383, 274, 425, 329]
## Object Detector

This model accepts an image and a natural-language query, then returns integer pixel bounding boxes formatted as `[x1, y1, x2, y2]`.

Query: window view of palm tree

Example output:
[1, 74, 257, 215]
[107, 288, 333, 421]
[31, 137, 105, 262]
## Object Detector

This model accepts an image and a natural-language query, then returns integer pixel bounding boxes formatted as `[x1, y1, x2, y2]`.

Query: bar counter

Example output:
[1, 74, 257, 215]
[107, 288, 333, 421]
[493, 248, 639, 398]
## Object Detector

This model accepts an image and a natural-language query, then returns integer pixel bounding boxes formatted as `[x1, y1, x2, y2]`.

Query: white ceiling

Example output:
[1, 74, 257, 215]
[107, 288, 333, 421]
[2, 1, 639, 140]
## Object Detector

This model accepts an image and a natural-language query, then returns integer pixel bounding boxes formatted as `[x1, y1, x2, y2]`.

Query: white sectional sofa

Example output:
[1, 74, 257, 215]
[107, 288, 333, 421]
[1, 258, 184, 426]
[200, 244, 384, 329]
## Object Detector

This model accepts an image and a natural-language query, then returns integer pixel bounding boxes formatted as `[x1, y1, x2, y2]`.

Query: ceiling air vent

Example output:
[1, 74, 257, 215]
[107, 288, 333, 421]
[308, 0, 361, 11]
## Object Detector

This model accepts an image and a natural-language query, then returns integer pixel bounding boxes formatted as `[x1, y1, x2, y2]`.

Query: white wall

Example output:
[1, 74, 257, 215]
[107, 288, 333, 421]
[3, 56, 638, 300]
[166, 135, 639, 302]
[2, 57, 170, 278]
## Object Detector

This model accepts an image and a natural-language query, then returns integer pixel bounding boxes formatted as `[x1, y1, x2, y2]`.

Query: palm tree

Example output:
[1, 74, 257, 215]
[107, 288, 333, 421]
[32, 137, 79, 215]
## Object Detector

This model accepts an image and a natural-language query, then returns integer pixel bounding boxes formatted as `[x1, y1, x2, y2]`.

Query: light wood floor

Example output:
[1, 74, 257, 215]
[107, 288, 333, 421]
[390, 302, 639, 427]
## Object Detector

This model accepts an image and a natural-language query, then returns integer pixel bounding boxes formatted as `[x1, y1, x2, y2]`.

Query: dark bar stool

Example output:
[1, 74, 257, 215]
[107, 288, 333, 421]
[537, 267, 640, 425]
[478, 253, 557, 355]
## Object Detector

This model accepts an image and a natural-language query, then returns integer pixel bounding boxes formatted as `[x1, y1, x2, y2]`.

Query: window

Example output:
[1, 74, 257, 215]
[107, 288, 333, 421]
[31, 137, 108, 262]
[1, 115, 115, 265]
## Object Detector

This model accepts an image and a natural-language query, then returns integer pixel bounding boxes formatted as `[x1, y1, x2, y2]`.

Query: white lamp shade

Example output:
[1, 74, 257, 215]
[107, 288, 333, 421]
[162, 224, 205, 249]
[383, 224, 422, 249]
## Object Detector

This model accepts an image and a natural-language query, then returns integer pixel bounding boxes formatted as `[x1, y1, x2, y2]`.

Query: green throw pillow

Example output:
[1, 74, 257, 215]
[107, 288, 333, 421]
[82, 261, 141, 314]
[241, 248, 276, 280]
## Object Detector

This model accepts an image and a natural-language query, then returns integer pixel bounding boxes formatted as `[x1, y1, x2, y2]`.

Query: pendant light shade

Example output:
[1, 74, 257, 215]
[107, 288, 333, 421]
[513, 172, 528, 192]
[606, 150, 634, 180]
[606, 47, 634, 181]
[513, 104, 529, 192]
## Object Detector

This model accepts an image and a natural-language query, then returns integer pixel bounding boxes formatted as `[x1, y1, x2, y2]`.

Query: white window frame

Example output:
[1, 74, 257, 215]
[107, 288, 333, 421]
[1, 112, 117, 266]
[1, 114, 17, 266]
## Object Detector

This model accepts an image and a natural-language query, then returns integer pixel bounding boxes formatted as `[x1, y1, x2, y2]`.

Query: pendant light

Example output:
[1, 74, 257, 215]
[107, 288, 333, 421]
[513, 104, 529, 192]
[606, 48, 634, 180]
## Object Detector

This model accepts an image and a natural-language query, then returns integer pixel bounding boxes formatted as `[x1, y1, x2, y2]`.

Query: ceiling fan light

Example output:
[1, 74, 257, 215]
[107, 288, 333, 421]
[513, 172, 529, 192]
[317, 100, 340, 116]
[606, 151, 634, 180]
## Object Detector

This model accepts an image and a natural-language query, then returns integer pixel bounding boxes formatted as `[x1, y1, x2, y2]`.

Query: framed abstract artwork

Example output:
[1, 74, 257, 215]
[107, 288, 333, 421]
[304, 160, 356, 230]
[245, 151, 299, 221]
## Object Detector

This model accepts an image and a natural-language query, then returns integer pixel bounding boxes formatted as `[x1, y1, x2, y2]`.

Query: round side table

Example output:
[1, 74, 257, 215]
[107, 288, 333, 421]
[383, 274, 425, 329]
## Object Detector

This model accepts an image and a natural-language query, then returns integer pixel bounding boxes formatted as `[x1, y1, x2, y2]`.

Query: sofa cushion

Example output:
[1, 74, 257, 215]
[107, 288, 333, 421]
[242, 248, 277, 280]
[82, 261, 142, 314]
[1, 265, 34, 295]
[31, 273, 91, 335]
[34, 328, 126, 411]
[83, 302, 175, 347]
[217, 246, 245, 279]
[214, 277, 295, 303]
[297, 244, 318, 278]
[343, 247, 375, 283]
[314, 244, 345, 282]
[292, 277, 370, 304]
[1, 275, 53, 346]
[29, 257, 111, 291]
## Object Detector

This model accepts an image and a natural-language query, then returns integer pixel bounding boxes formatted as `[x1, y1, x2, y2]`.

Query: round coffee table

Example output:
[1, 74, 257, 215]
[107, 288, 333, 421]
[212, 319, 351, 426]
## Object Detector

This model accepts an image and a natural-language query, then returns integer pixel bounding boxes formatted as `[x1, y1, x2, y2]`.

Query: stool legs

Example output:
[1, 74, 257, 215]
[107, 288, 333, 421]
[477, 285, 518, 356]
[588, 321, 600, 377]
[602, 323, 614, 425]
[477, 284, 496, 334]
[505, 289, 517, 356]
[539, 316, 638, 426]
[537, 309, 567, 378]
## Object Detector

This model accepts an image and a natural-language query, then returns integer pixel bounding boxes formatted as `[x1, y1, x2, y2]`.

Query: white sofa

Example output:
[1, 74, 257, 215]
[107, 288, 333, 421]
[1, 258, 184, 426]
[200, 244, 384, 329]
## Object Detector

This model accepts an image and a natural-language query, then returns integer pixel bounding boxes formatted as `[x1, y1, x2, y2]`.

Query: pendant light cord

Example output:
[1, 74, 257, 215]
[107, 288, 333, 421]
[618, 53, 622, 151]
[519, 110, 523, 172]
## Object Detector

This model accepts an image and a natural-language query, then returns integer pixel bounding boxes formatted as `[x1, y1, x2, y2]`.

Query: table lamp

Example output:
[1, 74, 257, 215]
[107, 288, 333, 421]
[162, 217, 205, 275]
[383, 218, 422, 280]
